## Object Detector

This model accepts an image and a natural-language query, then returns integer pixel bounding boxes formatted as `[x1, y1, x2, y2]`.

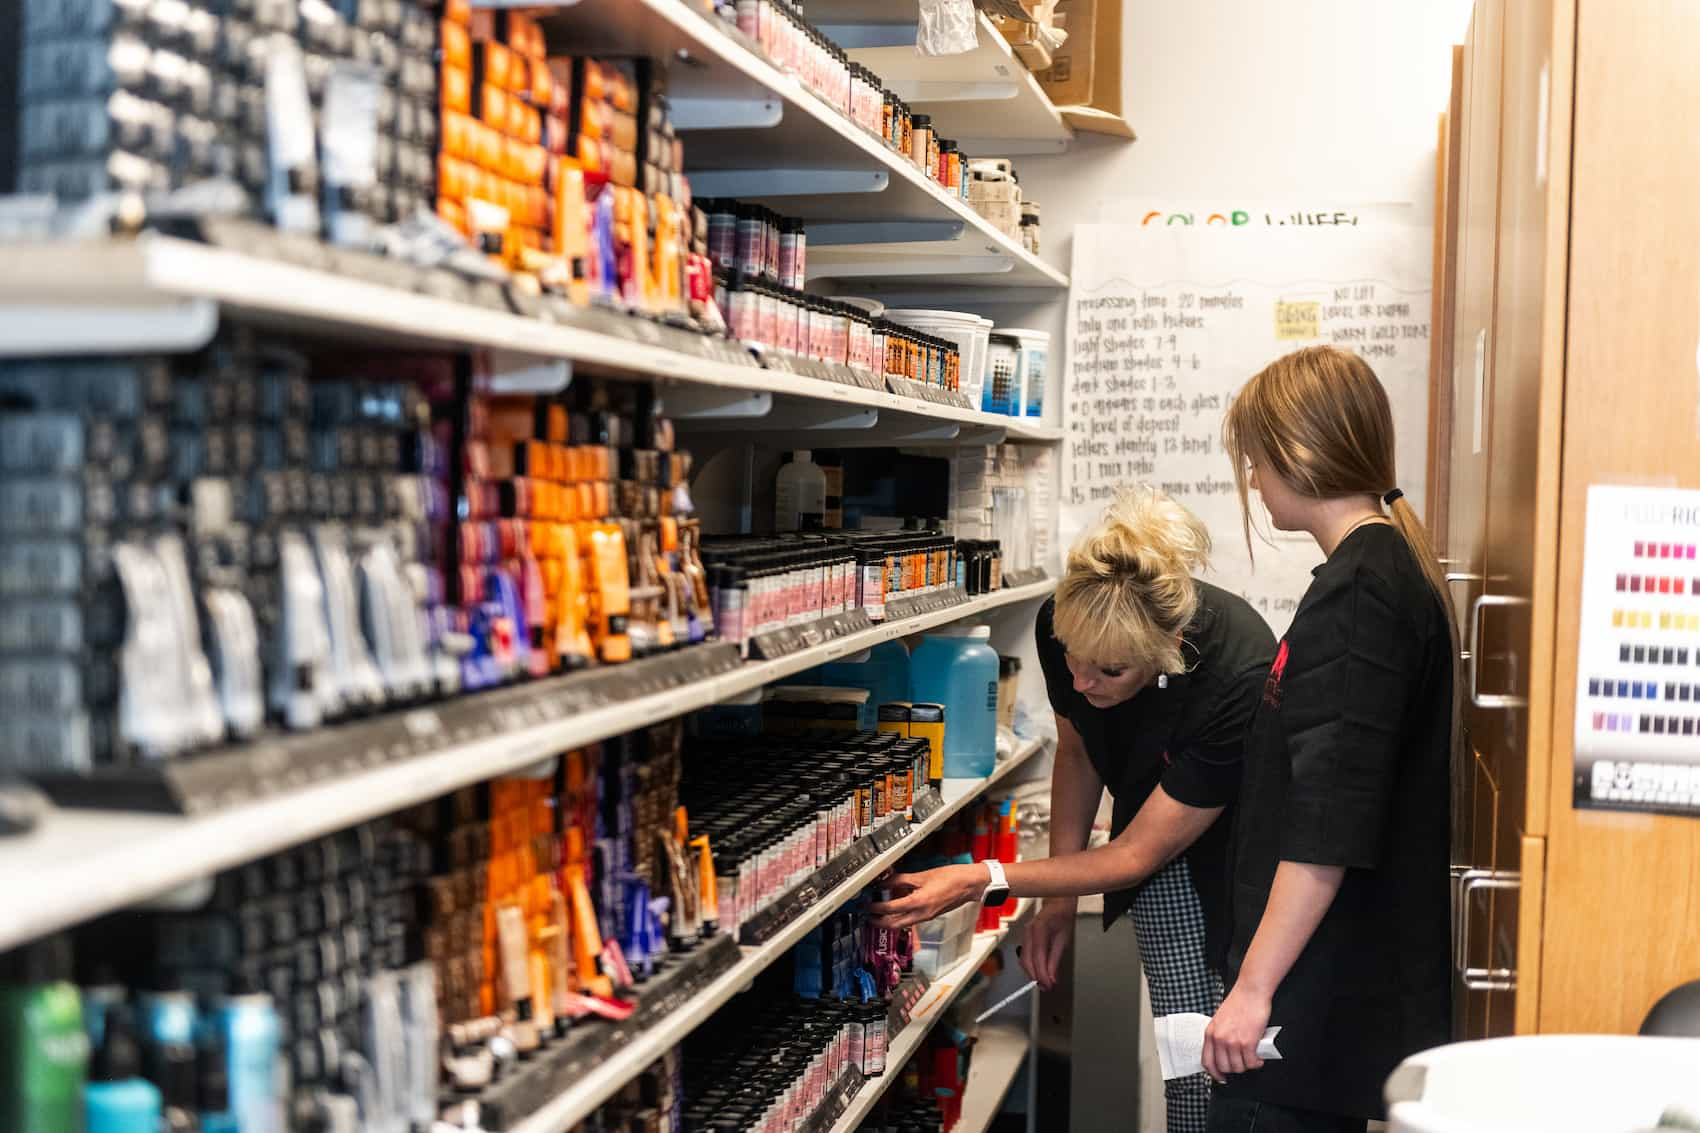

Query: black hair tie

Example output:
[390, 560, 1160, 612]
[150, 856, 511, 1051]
[1383, 488, 1405, 507]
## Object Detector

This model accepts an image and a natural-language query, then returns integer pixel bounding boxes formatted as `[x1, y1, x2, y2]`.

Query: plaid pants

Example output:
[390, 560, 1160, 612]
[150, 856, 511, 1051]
[1130, 855, 1224, 1133]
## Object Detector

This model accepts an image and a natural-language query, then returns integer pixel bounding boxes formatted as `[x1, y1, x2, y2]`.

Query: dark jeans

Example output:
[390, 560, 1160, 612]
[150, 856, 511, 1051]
[1205, 1095, 1367, 1133]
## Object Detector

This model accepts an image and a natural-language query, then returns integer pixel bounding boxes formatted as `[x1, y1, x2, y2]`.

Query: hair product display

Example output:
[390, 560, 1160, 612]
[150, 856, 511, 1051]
[0, 339, 709, 797]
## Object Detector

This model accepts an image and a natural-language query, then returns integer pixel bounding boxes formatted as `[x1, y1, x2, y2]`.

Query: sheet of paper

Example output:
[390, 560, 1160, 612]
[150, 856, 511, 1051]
[1152, 1012, 1283, 1080]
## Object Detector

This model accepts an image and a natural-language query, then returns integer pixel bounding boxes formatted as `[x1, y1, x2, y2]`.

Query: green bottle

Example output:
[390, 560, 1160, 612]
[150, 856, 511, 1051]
[0, 936, 89, 1133]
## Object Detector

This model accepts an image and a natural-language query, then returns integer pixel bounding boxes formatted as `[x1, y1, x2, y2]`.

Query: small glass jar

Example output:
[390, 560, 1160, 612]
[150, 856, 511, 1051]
[909, 112, 931, 170]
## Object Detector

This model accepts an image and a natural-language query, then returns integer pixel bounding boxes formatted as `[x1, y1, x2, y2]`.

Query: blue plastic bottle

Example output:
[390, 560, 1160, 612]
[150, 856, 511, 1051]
[908, 626, 999, 779]
[811, 640, 910, 730]
[85, 1017, 161, 1133]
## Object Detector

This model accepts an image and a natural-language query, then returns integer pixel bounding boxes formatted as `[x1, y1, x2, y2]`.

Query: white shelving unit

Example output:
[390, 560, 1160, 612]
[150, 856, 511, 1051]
[829, 898, 1036, 1133]
[479, 0, 1069, 291]
[813, 2, 1072, 156]
[509, 755, 1043, 1133]
[957, 1022, 1033, 1133]
[0, 581, 1052, 952]
[0, 236, 1061, 446]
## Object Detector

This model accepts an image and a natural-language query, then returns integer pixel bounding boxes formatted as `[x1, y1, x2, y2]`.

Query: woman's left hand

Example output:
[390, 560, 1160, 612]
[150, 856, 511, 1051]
[1201, 984, 1272, 1082]
[867, 864, 987, 928]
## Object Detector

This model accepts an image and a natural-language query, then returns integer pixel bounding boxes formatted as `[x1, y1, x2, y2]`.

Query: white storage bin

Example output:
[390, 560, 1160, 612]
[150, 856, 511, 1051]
[1003, 327, 1051, 419]
[1385, 1035, 1700, 1133]
[983, 334, 1023, 416]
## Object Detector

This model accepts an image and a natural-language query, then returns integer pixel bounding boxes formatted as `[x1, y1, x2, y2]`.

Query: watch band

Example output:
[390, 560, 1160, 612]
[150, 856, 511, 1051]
[982, 858, 1010, 906]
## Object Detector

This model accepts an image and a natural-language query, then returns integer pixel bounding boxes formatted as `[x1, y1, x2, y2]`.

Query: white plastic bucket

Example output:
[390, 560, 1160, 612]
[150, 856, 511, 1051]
[884, 308, 992, 405]
[1385, 1035, 1700, 1132]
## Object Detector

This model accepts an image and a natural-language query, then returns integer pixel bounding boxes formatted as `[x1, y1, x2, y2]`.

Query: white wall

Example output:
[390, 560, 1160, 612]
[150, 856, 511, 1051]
[996, 0, 1473, 423]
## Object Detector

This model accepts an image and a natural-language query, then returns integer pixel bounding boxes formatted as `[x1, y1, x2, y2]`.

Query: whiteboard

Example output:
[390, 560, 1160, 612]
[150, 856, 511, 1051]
[1060, 213, 1432, 636]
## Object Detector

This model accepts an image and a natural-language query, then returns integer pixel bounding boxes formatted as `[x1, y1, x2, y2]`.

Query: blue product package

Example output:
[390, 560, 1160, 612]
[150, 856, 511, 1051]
[217, 994, 280, 1133]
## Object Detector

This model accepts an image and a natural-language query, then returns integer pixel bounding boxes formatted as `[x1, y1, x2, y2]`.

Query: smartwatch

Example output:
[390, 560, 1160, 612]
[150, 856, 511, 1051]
[981, 859, 1010, 907]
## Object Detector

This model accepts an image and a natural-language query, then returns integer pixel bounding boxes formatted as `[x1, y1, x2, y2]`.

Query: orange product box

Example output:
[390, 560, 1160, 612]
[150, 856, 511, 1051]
[604, 65, 634, 113]
[438, 153, 469, 201]
[498, 136, 524, 181]
[475, 40, 514, 92]
[473, 121, 503, 171]
[442, 65, 472, 116]
[438, 198, 468, 235]
[505, 11, 542, 57]
[527, 185, 550, 228]
[441, 19, 471, 69]
[508, 54, 530, 100]
[444, 0, 471, 23]
[530, 58, 554, 106]
[607, 107, 637, 153]
[480, 83, 509, 129]
[543, 405, 568, 445]
[470, 168, 500, 212]
[579, 58, 606, 103]
[441, 110, 474, 159]
[516, 103, 542, 145]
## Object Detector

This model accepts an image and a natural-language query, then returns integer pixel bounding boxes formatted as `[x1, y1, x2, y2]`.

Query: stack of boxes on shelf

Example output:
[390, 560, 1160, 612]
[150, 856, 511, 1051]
[17, 0, 438, 240]
[23, 719, 725, 1127]
[0, 338, 711, 785]
[12, 0, 1042, 341]
[0, 337, 453, 769]
[437, 5, 552, 264]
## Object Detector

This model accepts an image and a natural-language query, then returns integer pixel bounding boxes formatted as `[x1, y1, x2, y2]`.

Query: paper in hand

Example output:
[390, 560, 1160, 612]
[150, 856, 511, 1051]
[1152, 1013, 1282, 1081]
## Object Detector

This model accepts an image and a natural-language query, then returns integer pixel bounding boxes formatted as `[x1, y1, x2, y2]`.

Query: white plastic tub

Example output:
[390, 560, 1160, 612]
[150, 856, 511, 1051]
[1385, 1035, 1700, 1133]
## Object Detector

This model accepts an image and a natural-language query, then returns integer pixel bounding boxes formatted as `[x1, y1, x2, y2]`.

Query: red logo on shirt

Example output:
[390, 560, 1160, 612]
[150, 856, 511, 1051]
[1263, 639, 1289, 708]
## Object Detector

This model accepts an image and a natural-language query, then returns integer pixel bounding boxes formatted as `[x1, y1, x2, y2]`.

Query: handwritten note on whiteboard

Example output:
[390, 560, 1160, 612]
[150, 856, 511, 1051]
[1060, 214, 1433, 635]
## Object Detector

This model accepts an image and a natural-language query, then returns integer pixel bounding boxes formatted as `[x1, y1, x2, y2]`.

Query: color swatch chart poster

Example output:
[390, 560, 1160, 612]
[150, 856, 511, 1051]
[1574, 484, 1700, 816]
[1060, 212, 1431, 635]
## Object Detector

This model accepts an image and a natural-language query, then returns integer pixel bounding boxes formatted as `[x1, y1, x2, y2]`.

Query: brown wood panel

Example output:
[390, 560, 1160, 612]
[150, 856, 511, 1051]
[1458, 749, 1500, 1040]
[1447, 2, 1506, 884]
[1478, 0, 1561, 868]
[1522, 0, 1579, 851]
[1443, 0, 1505, 600]
[1515, 834, 1546, 1034]
[1541, 0, 1700, 1034]
[1426, 46, 1465, 558]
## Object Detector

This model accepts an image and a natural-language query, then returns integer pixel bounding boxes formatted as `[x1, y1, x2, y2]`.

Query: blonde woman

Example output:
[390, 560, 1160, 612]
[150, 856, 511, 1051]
[872, 486, 1275, 1133]
[1200, 346, 1454, 1132]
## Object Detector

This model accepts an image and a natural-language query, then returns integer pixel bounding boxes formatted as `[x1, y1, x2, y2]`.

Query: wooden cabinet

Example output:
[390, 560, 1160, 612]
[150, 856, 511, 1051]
[1441, 0, 1700, 1036]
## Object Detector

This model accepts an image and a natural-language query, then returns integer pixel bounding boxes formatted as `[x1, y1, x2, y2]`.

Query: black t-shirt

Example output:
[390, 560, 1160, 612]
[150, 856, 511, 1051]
[1219, 524, 1453, 1119]
[1036, 581, 1275, 970]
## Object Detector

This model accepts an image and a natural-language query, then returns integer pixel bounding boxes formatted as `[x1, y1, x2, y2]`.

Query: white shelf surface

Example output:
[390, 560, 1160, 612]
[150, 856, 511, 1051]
[483, 0, 1068, 290]
[0, 235, 1061, 445]
[829, 898, 1036, 1133]
[957, 1021, 1033, 1133]
[0, 581, 1053, 952]
[507, 744, 1044, 1133]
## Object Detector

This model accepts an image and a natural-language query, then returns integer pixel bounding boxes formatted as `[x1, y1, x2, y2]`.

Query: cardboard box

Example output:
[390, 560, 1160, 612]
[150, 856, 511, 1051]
[1040, 0, 1133, 137]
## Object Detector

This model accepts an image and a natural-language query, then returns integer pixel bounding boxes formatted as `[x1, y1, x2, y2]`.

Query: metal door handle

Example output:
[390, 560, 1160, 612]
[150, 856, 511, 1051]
[1468, 594, 1529, 708]
[1446, 573, 1483, 661]
[1453, 868, 1520, 991]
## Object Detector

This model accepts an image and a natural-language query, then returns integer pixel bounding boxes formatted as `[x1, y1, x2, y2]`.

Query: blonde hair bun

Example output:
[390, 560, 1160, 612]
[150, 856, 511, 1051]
[1053, 485, 1210, 674]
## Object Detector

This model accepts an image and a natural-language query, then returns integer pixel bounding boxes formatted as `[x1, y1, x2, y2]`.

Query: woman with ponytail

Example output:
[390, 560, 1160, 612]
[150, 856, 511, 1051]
[1202, 346, 1453, 1132]
[872, 485, 1276, 1133]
